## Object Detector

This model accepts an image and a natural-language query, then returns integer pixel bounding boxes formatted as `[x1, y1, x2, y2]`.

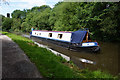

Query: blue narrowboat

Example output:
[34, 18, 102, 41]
[30, 29, 100, 52]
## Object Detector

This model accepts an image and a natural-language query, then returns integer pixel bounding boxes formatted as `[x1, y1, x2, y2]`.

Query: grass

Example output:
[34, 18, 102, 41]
[0, 31, 8, 35]
[2, 32, 118, 79]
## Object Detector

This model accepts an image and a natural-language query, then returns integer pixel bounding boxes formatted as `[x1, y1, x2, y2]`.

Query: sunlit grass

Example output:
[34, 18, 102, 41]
[0, 31, 8, 35]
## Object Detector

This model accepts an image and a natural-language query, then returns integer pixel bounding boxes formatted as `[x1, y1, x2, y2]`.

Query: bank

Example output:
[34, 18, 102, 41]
[2, 32, 117, 78]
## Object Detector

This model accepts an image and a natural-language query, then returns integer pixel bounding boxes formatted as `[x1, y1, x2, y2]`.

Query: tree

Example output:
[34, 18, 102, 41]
[2, 17, 12, 31]
[37, 8, 52, 30]
[24, 5, 52, 31]
[31, 5, 51, 12]
[21, 22, 29, 32]
[11, 10, 26, 19]
[98, 2, 120, 41]
[5, 2, 120, 41]
[11, 18, 21, 32]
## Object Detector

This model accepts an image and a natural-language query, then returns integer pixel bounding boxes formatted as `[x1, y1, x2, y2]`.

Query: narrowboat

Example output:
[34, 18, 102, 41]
[30, 29, 100, 52]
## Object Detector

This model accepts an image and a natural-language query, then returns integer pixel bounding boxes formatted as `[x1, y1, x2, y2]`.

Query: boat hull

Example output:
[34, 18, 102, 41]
[30, 35, 100, 52]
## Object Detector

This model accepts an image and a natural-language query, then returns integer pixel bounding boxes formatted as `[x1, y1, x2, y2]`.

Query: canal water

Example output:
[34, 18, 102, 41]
[22, 34, 119, 76]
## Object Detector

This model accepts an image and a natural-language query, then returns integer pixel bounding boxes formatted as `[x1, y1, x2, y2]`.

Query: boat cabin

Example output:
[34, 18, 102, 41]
[31, 30, 99, 48]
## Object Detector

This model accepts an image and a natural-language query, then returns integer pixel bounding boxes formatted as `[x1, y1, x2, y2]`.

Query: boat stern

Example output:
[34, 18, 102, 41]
[81, 42, 98, 47]
[81, 42, 100, 52]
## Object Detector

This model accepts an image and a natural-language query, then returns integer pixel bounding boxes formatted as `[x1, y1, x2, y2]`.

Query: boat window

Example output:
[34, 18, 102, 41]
[48, 33, 52, 37]
[35, 32, 36, 35]
[39, 33, 41, 35]
[58, 34, 63, 39]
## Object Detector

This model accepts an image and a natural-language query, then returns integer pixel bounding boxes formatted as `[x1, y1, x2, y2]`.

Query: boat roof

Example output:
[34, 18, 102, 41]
[71, 30, 87, 43]
[33, 30, 72, 33]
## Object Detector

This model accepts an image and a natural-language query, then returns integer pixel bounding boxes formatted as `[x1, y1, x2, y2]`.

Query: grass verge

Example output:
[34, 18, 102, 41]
[0, 31, 8, 35]
[3, 32, 117, 78]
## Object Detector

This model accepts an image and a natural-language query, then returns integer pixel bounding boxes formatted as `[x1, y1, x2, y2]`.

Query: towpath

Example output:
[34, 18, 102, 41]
[1, 34, 42, 78]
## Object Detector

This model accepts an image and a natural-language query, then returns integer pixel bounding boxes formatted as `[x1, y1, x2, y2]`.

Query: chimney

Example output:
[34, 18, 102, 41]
[7, 13, 10, 18]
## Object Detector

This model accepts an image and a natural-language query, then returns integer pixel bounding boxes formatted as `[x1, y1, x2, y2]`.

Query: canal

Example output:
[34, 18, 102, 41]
[22, 34, 119, 76]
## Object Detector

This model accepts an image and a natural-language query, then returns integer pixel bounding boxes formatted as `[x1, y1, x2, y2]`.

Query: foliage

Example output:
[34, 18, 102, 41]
[21, 22, 29, 32]
[11, 10, 26, 19]
[2, 2, 120, 41]
[31, 5, 51, 12]
[2, 17, 13, 31]
[11, 18, 21, 32]
[51, 2, 120, 41]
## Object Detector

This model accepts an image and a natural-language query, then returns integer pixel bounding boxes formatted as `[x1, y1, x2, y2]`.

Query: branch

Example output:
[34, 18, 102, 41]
[0, 0, 9, 5]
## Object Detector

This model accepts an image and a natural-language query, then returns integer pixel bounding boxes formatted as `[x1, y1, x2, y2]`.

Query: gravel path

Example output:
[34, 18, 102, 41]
[1, 34, 42, 78]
